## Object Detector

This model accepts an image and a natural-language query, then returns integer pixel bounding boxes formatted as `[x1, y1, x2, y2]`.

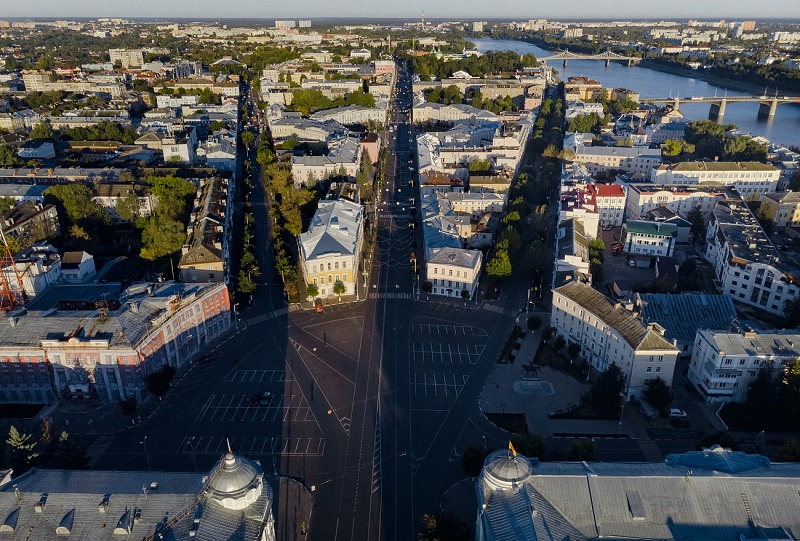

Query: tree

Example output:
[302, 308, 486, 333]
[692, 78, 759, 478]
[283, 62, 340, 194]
[198, 88, 218, 105]
[30, 121, 54, 140]
[237, 271, 256, 294]
[146, 364, 176, 398]
[486, 249, 512, 280]
[527, 315, 542, 331]
[510, 432, 545, 458]
[461, 444, 491, 476]
[118, 395, 138, 420]
[0, 143, 21, 167]
[421, 281, 432, 294]
[306, 283, 319, 299]
[567, 341, 581, 361]
[0, 196, 15, 214]
[140, 216, 186, 260]
[419, 513, 470, 541]
[643, 377, 672, 412]
[147, 175, 197, 221]
[774, 438, 800, 462]
[568, 439, 595, 461]
[788, 170, 800, 192]
[757, 204, 775, 235]
[115, 193, 141, 222]
[333, 281, 346, 301]
[69, 224, 90, 241]
[44, 184, 105, 223]
[687, 206, 705, 243]
[52, 431, 90, 469]
[591, 362, 626, 418]
[241, 131, 255, 147]
[5, 425, 39, 474]
[468, 158, 491, 172]
[554, 335, 566, 352]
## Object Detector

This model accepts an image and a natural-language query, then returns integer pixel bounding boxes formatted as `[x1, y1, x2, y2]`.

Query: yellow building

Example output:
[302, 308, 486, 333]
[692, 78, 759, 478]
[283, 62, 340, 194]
[299, 198, 364, 298]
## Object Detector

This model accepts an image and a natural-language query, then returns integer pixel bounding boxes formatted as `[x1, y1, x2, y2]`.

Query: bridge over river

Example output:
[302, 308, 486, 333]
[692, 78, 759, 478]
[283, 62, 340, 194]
[538, 50, 642, 67]
[640, 95, 800, 119]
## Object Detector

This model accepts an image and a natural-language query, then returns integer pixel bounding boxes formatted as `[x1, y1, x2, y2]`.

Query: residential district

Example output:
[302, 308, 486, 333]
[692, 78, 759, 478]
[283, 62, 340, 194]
[0, 14, 798, 541]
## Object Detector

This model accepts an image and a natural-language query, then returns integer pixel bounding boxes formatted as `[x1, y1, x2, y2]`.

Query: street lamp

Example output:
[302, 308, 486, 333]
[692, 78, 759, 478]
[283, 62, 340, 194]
[233, 303, 239, 332]
[618, 392, 627, 427]
[188, 437, 198, 472]
[141, 436, 151, 471]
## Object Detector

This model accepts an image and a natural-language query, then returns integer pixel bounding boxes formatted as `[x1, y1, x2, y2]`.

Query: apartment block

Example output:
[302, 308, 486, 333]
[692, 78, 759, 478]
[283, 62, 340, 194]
[179, 178, 230, 283]
[689, 329, 800, 402]
[572, 146, 662, 176]
[551, 280, 680, 399]
[108, 48, 144, 68]
[705, 201, 800, 316]
[621, 220, 678, 257]
[650, 162, 780, 199]
[625, 183, 733, 221]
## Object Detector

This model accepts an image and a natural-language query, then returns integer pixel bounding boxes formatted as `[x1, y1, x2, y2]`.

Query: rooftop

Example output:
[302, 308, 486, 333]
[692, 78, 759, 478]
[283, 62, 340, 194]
[658, 161, 778, 172]
[0, 281, 225, 350]
[640, 293, 737, 345]
[698, 329, 800, 357]
[299, 198, 363, 260]
[179, 178, 227, 268]
[554, 281, 677, 351]
[624, 220, 678, 237]
[478, 448, 800, 541]
[428, 247, 481, 270]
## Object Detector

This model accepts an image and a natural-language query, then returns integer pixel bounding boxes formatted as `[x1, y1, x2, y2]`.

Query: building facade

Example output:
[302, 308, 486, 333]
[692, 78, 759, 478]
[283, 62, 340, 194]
[426, 247, 482, 299]
[551, 281, 680, 398]
[573, 146, 662, 175]
[625, 183, 732, 221]
[760, 191, 800, 230]
[651, 161, 780, 199]
[299, 199, 364, 299]
[705, 201, 800, 316]
[689, 329, 800, 403]
[621, 220, 678, 257]
[0, 282, 231, 404]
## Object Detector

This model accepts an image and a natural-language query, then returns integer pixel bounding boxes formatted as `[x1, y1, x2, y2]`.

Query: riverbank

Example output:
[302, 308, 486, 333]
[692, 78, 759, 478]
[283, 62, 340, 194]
[638, 60, 800, 98]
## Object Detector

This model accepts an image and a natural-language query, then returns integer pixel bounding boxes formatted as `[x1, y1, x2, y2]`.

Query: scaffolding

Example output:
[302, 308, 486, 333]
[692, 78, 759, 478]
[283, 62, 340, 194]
[0, 223, 26, 311]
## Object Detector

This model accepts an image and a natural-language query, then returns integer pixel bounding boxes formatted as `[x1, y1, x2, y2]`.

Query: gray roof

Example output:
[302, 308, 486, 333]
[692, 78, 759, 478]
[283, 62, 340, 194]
[0, 282, 224, 349]
[624, 219, 678, 237]
[554, 281, 677, 351]
[0, 185, 48, 200]
[697, 329, 800, 358]
[478, 448, 800, 541]
[0, 453, 273, 541]
[428, 247, 481, 270]
[299, 199, 363, 260]
[640, 293, 737, 345]
[179, 178, 227, 268]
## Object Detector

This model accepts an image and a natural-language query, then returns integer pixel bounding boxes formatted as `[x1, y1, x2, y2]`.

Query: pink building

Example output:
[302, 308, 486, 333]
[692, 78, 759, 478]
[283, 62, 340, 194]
[0, 281, 230, 404]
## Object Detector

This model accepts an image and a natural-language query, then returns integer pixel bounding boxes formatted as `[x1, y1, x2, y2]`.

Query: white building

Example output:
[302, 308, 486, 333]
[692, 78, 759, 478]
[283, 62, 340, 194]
[291, 138, 361, 185]
[705, 201, 800, 316]
[162, 127, 198, 164]
[586, 183, 626, 226]
[646, 121, 688, 144]
[156, 94, 200, 108]
[689, 329, 800, 403]
[299, 198, 364, 299]
[551, 280, 680, 399]
[573, 146, 662, 176]
[17, 141, 55, 160]
[426, 247, 482, 299]
[651, 161, 780, 199]
[625, 183, 733, 221]
[621, 220, 678, 257]
[412, 103, 498, 124]
[108, 48, 144, 68]
[349, 48, 372, 61]
[564, 100, 605, 120]
[309, 105, 386, 125]
[759, 191, 800, 230]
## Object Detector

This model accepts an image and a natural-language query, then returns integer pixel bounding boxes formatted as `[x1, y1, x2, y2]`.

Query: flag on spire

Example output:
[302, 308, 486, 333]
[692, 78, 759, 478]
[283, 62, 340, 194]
[508, 441, 517, 457]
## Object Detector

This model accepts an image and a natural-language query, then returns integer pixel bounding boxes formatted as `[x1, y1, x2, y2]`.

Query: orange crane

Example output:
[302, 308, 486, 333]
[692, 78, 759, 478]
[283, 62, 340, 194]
[0, 224, 26, 311]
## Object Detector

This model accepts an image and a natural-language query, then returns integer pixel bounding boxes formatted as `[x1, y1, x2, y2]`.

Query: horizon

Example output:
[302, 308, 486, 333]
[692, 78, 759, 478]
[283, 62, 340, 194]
[2, 1, 800, 22]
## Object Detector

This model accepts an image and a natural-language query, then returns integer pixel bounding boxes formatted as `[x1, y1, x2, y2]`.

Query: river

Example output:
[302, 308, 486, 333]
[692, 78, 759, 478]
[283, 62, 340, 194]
[471, 38, 800, 147]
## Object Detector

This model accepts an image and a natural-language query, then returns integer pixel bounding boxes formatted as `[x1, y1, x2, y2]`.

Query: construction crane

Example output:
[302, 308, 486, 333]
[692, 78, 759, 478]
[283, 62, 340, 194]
[0, 223, 26, 311]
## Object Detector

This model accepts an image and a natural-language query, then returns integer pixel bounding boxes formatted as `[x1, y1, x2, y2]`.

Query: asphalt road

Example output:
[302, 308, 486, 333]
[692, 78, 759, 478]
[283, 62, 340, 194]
[93, 61, 518, 541]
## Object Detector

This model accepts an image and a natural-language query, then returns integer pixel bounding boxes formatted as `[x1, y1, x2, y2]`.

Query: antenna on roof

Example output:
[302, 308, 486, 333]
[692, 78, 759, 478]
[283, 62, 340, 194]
[227, 437, 232, 454]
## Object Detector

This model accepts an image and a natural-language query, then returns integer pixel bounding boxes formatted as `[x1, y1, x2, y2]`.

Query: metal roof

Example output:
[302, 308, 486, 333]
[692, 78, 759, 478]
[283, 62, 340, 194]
[299, 199, 363, 260]
[623, 220, 678, 237]
[640, 293, 737, 345]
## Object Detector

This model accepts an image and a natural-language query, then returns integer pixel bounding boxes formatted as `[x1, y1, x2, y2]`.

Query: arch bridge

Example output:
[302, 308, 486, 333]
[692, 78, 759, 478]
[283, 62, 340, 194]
[538, 50, 641, 67]
[640, 95, 800, 119]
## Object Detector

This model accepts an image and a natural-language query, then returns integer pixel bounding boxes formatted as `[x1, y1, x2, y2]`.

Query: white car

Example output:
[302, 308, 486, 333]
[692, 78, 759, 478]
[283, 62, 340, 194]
[668, 408, 687, 418]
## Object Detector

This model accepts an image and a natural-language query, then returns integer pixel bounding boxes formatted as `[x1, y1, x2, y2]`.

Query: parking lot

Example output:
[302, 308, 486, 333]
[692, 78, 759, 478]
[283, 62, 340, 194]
[195, 393, 316, 423]
[177, 435, 325, 457]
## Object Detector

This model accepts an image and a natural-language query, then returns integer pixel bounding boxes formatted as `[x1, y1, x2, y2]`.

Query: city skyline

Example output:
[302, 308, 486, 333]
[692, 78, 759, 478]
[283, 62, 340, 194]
[1, 0, 798, 21]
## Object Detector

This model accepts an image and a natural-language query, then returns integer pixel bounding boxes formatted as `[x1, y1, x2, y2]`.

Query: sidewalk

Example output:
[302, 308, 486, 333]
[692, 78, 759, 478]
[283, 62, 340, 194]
[480, 324, 653, 442]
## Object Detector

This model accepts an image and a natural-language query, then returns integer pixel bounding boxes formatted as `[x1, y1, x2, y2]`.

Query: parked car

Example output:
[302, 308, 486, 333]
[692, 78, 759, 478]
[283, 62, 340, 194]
[603, 224, 613, 231]
[258, 392, 273, 406]
[668, 408, 687, 418]
[612, 242, 624, 253]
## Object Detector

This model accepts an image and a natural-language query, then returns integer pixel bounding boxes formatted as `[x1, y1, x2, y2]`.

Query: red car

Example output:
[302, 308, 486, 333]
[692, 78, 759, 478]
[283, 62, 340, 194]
[612, 242, 624, 253]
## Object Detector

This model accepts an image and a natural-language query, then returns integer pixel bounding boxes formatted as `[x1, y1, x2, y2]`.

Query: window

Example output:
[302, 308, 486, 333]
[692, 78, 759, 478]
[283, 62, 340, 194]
[327, 263, 331, 271]
[655, 367, 661, 373]
[342, 261, 346, 269]
[434, 268, 438, 274]
[335, 262, 339, 270]
[449, 269, 453, 276]
[646, 367, 652, 373]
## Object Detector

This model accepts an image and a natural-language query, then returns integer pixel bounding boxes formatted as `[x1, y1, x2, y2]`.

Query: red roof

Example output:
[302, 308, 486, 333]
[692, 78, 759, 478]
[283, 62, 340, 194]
[589, 184, 625, 198]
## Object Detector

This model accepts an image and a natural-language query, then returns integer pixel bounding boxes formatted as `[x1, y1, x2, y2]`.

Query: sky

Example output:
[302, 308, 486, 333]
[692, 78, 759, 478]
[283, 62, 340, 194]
[1, 0, 797, 21]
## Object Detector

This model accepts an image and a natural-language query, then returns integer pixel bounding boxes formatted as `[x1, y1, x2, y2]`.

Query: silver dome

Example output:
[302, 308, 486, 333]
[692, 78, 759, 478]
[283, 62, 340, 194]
[206, 453, 263, 510]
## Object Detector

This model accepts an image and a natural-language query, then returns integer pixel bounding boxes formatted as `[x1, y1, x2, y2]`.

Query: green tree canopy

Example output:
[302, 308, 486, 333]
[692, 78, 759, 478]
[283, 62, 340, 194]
[591, 362, 626, 417]
[30, 121, 54, 140]
[643, 377, 672, 412]
[44, 184, 107, 224]
[486, 249, 512, 280]
[115, 193, 141, 222]
[140, 215, 186, 260]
